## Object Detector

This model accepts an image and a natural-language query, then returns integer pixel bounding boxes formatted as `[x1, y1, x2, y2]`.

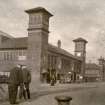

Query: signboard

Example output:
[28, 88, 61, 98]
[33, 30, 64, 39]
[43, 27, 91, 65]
[18, 56, 27, 61]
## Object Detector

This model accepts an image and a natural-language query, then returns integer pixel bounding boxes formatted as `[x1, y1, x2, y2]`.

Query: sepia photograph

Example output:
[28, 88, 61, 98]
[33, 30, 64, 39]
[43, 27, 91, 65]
[0, 0, 105, 105]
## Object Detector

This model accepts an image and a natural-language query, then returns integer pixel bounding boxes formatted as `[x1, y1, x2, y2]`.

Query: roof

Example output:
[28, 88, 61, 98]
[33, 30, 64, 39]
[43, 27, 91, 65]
[0, 37, 81, 61]
[73, 37, 88, 43]
[0, 30, 13, 38]
[0, 37, 28, 49]
[25, 7, 53, 17]
[0, 34, 82, 61]
[48, 44, 82, 61]
[86, 63, 100, 70]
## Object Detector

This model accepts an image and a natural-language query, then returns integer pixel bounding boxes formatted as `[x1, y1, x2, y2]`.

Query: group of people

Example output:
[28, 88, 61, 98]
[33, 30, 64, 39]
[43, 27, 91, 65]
[8, 64, 31, 104]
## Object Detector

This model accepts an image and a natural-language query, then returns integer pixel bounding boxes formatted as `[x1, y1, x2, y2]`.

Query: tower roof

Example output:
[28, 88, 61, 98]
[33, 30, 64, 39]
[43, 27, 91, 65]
[0, 30, 13, 38]
[73, 37, 88, 43]
[25, 7, 53, 17]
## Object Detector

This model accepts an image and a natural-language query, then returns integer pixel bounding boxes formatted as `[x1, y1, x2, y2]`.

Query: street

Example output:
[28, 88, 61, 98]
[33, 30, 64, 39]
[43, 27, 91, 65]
[22, 84, 105, 105]
[1, 82, 105, 105]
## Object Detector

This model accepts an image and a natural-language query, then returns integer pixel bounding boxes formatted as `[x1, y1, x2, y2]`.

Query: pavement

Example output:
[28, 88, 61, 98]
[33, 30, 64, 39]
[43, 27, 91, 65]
[0, 82, 104, 105]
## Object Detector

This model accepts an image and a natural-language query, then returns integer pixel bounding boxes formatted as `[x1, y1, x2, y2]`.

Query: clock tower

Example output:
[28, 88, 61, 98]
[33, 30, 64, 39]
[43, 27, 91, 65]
[73, 37, 88, 78]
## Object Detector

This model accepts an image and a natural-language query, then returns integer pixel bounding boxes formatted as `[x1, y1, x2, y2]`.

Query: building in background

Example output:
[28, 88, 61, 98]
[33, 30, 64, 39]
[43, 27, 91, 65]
[73, 38, 88, 81]
[84, 63, 101, 82]
[98, 56, 105, 81]
[0, 7, 88, 84]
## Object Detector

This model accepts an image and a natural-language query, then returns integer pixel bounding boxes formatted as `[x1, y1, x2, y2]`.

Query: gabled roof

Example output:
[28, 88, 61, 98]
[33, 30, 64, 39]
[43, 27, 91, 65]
[73, 37, 88, 43]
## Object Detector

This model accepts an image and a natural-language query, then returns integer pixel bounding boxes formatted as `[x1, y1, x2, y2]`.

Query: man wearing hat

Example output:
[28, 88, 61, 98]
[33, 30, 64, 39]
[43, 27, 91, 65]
[22, 65, 31, 99]
[8, 64, 23, 104]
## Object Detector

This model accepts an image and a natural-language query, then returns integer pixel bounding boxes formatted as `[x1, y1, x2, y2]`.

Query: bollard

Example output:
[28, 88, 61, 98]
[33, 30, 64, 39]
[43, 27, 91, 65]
[55, 95, 72, 105]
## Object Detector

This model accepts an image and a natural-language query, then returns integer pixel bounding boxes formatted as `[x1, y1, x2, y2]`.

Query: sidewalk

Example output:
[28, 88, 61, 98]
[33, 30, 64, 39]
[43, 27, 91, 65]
[0, 82, 104, 105]
[20, 82, 105, 105]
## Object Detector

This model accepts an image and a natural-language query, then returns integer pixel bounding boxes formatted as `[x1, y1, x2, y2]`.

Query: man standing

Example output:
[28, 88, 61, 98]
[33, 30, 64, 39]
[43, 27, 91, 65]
[8, 64, 23, 104]
[22, 65, 31, 99]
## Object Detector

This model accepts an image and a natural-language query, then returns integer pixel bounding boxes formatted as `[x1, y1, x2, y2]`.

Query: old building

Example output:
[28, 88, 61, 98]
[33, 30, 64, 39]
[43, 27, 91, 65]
[98, 56, 105, 81]
[0, 7, 87, 84]
[84, 63, 101, 82]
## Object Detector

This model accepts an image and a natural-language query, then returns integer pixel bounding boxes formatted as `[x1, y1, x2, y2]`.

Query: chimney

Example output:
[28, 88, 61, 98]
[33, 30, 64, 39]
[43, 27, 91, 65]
[57, 40, 61, 48]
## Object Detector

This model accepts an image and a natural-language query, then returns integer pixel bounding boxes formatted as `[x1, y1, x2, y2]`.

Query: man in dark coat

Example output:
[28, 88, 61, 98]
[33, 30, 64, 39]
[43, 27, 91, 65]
[22, 65, 31, 99]
[8, 64, 23, 104]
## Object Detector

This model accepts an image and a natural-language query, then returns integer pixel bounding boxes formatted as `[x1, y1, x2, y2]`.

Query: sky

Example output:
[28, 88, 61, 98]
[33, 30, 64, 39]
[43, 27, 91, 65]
[0, 0, 105, 63]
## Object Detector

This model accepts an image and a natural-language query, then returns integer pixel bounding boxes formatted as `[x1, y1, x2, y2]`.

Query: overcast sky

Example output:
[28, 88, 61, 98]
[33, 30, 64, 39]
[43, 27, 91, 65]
[0, 0, 105, 63]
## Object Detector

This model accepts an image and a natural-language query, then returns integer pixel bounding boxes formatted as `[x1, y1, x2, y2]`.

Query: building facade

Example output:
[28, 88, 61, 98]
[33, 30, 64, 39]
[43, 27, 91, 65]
[98, 57, 105, 81]
[0, 7, 88, 84]
[84, 63, 101, 82]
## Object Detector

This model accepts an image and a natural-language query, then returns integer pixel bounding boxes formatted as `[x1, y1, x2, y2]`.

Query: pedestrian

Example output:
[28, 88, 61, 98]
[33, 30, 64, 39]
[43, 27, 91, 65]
[8, 64, 23, 104]
[22, 65, 31, 99]
[19, 81, 26, 100]
[51, 74, 55, 86]
[18, 65, 26, 100]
